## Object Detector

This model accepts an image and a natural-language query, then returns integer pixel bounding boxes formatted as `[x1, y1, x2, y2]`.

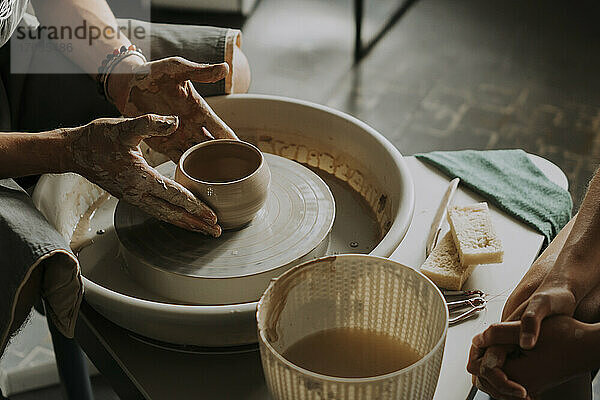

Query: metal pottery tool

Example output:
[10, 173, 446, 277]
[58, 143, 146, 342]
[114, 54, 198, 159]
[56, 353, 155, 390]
[424, 178, 487, 324]
[425, 177, 460, 257]
[443, 290, 487, 325]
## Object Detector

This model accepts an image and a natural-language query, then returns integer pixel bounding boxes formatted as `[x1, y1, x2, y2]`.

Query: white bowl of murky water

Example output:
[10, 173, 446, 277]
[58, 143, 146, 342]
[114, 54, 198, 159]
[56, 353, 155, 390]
[32, 94, 415, 347]
[258, 255, 448, 400]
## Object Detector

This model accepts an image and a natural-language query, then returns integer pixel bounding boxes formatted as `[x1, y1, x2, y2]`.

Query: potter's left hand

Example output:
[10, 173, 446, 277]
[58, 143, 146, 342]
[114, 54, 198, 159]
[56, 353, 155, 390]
[468, 316, 599, 399]
[107, 56, 238, 161]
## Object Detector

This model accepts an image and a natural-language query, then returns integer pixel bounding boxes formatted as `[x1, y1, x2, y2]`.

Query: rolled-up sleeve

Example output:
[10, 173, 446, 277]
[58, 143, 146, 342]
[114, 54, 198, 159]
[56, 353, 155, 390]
[118, 19, 242, 97]
[0, 178, 82, 353]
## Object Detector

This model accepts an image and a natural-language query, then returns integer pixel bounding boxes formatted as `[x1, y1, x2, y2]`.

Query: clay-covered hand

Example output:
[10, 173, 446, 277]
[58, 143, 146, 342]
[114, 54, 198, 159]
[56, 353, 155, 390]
[467, 339, 526, 400]
[109, 57, 238, 161]
[63, 114, 221, 237]
[468, 316, 598, 399]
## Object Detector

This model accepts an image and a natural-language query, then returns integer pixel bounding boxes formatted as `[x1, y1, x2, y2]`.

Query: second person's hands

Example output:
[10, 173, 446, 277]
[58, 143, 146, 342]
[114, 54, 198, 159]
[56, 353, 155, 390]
[468, 316, 597, 399]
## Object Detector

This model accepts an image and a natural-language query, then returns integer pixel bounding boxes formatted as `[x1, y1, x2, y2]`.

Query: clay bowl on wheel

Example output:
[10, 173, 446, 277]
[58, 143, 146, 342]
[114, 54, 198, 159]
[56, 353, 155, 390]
[32, 94, 416, 347]
[175, 139, 271, 230]
[115, 152, 335, 305]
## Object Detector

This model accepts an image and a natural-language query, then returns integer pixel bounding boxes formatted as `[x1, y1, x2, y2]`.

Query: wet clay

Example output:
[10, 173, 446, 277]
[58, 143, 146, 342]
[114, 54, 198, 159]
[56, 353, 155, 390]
[117, 60, 236, 162]
[252, 133, 394, 235]
[182, 140, 261, 183]
[67, 115, 219, 236]
[70, 193, 111, 253]
[282, 327, 422, 378]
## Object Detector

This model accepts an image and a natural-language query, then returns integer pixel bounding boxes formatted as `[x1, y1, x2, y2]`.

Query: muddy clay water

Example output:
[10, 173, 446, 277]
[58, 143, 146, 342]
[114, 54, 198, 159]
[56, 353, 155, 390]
[182, 140, 262, 183]
[282, 327, 421, 378]
[74, 166, 381, 304]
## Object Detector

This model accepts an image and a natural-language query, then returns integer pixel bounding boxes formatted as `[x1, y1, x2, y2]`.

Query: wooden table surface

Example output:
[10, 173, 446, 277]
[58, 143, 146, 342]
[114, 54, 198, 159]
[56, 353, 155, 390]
[76, 154, 568, 400]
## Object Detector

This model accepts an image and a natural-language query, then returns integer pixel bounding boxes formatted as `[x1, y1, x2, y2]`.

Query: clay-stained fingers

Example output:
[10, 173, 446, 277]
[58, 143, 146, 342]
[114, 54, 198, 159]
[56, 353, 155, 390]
[201, 127, 215, 140]
[480, 345, 510, 374]
[467, 325, 519, 376]
[519, 296, 551, 350]
[467, 345, 509, 377]
[135, 194, 221, 237]
[467, 343, 486, 374]
[502, 292, 534, 322]
[475, 376, 529, 400]
[505, 301, 528, 322]
[481, 368, 527, 399]
[186, 83, 238, 140]
[117, 114, 179, 146]
[478, 345, 526, 399]
[518, 289, 576, 350]
[153, 57, 229, 83]
[146, 172, 218, 225]
[472, 322, 521, 348]
[197, 111, 237, 140]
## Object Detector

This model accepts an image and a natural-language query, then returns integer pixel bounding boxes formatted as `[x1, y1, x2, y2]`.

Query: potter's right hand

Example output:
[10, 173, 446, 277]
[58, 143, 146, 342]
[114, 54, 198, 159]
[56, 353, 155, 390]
[63, 115, 222, 237]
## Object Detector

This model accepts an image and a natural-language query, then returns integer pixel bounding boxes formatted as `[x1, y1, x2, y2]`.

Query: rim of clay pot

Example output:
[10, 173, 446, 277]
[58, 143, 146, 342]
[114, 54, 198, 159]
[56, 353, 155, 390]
[178, 139, 265, 186]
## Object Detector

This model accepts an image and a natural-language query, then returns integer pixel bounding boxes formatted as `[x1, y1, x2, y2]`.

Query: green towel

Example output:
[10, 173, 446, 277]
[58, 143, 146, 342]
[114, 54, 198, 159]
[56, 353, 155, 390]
[415, 149, 573, 245]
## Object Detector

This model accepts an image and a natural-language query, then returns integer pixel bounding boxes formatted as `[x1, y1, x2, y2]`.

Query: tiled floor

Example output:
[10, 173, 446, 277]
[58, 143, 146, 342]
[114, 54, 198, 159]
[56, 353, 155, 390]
[6, 0, 600, 398]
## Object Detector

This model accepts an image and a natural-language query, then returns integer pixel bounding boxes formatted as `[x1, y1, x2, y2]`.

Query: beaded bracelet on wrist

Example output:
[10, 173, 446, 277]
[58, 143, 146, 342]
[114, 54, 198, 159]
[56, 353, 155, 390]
[96, 45, 146, 103]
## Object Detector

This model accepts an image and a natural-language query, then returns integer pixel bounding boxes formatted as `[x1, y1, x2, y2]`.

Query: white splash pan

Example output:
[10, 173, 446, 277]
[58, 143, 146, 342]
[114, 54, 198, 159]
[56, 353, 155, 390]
[32, 95, 415, 347]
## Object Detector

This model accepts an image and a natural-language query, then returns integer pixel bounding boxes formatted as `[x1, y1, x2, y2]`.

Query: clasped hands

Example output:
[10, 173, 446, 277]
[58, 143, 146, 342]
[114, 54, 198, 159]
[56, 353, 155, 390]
[467, 218, 600, 399]
[466, 299, 586, 400]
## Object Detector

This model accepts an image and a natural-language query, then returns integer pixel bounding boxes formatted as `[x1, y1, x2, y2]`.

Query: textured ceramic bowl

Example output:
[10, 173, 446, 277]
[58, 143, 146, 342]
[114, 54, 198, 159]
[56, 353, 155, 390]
[175, 139, 271, 230]
[257, 254, 449, 400]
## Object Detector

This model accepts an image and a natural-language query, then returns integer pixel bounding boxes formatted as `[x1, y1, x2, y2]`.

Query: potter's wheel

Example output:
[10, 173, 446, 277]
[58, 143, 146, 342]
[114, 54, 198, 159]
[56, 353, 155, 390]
[114, 154, 336, 305]
[32, 94, 417, 347]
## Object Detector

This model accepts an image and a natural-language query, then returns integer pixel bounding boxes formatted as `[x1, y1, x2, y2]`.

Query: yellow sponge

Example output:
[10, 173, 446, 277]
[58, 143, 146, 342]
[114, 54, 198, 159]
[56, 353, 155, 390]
[420, 232, 475, 290]
[447, 202, 503, 266]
